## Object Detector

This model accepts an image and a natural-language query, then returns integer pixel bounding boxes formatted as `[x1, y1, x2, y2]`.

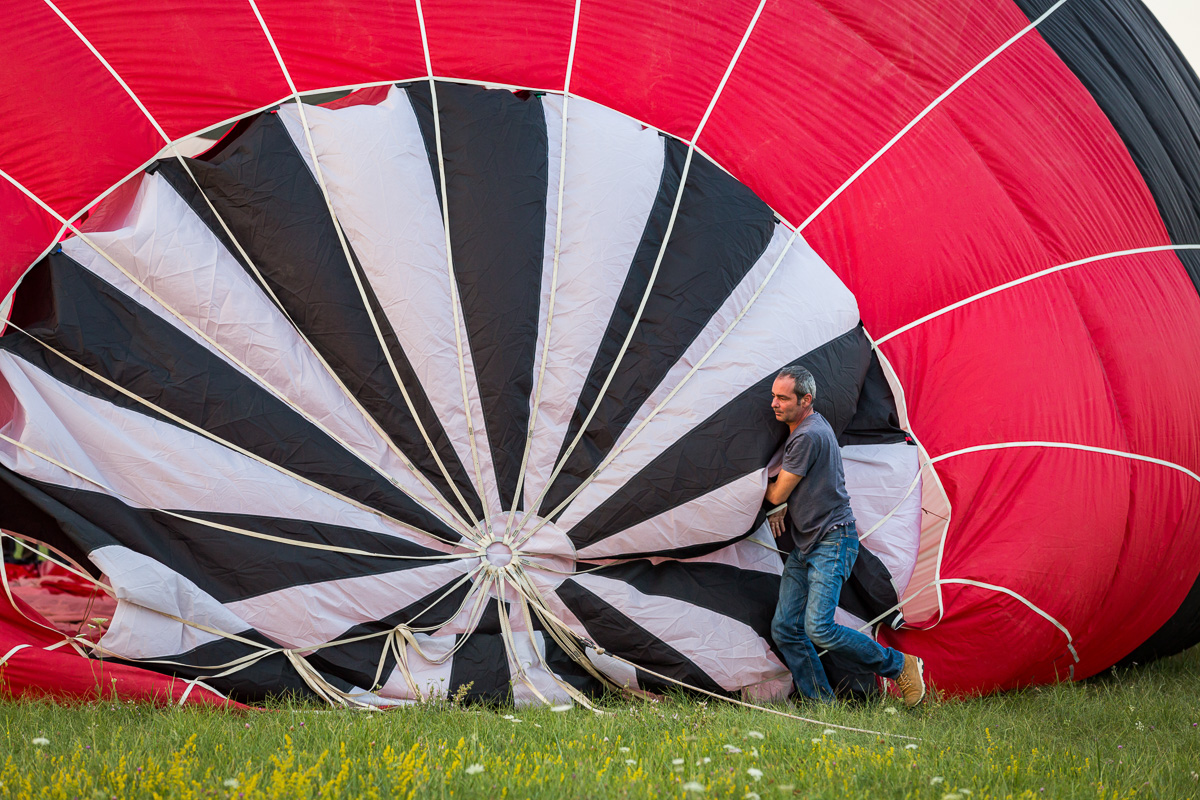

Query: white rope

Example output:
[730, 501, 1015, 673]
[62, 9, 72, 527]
[514, 0, 770, 540]
[2, 323, 463, 548]
[42, 0, 473, 529]
[794, 0, 1070, 234]
[0, 644, 32, 669]
[938, 578, 1078, 663]
[504, 0, 585, 538]
[247, 0, 485, 536]
[876, 244, 1200, 346]
[412, 0, 494, 535]
[931, 440, 1200, 484]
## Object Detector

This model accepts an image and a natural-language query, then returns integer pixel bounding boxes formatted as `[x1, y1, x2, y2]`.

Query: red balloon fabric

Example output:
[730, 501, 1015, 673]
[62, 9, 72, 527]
[2, 0, 1199, 701]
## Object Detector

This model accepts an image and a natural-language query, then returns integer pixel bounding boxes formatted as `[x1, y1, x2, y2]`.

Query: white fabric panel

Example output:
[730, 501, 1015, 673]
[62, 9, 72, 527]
[573, 573, 786, 692]
[225, 560, 475, 651]
[843, 442, 922, 598]
[0, 351, 451, 551]
[576, 470, 769, 560]
[630, 523, 784, 575]
[59, 180, 458, 531]
[521, 95, 667, 507]
[557, 228, 859, 530]
[277, 90, 501, 518]
[93, 545, 249, 660]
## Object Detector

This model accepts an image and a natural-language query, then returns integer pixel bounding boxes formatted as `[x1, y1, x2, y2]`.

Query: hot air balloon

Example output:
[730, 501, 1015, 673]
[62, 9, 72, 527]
[1, 0, 1198, 703]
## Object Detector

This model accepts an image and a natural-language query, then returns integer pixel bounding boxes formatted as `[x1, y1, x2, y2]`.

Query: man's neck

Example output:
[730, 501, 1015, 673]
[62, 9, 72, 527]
[788, 407, 814, 433]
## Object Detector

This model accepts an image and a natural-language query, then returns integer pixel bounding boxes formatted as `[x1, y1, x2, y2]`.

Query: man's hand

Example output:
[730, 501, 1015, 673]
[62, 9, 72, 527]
[768, 508, 787, 539]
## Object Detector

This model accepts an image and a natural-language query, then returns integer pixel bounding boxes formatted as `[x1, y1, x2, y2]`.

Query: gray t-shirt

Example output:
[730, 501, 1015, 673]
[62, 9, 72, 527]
[779, 411, 855, 553]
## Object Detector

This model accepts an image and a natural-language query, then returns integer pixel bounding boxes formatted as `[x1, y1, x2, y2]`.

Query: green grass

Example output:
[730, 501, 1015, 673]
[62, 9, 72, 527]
[1, 647, 1198, 799]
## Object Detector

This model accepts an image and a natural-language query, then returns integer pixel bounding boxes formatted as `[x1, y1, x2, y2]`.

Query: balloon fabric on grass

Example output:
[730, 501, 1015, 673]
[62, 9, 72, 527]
[1, 0, 1199, 703]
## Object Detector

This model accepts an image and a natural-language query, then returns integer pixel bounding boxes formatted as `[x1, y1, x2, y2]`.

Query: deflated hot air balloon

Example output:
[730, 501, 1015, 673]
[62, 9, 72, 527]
[1, 0, 1198, 703]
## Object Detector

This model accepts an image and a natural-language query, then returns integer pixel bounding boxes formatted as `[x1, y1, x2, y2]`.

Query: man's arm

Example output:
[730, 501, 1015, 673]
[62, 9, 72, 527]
[765, 469, 801, 505]
[765, 469, 802, 539]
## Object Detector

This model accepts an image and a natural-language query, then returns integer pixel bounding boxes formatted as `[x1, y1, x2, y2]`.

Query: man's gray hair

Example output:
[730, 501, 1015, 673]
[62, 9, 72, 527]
[777, 365, 816, 400]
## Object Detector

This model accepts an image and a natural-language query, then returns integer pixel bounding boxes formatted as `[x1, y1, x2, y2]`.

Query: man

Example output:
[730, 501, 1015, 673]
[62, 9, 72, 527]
[765, 365, 926, 707]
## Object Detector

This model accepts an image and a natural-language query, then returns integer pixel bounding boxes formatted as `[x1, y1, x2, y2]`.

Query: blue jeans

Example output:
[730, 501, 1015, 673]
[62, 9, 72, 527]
[771, 522, 904, 701]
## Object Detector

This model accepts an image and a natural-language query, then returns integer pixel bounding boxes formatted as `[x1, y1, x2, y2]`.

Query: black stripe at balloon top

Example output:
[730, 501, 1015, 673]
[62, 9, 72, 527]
[1011, 0, 1200, 660]
[540, 136, 778, 518]
[0, 252, 462, 543]
[1012, 0, 1200, 295]
[152, 113, 483, 524]
[404, 82, 548, 514]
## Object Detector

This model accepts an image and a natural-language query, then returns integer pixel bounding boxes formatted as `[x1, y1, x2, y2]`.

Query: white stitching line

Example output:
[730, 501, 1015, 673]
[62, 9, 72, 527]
[875, 244, 1200, 345]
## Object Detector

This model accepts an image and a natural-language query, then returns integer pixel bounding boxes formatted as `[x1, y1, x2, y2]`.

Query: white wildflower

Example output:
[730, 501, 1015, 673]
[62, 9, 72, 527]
[723, 744, 742, 753]
[672, 758, 685, 765]
[811, 738, 821, 744]
[696, 757, 712, 765]
[905, 743, 919, 750]
[747, 767, 763, 781]
[930, 776, 945, 785]
[501, 714, 521, 723]
[750, 747, 760, 758]
[884, 706, 898, 714]
[625, 759, 637, 765]
[745, 794, 761, 800]
[746, 730, 765, 739]
[943, 794, 963, 800]
[465, 764, 484, 775]
[550, 704, 572, 712]
[619, 746, 631, 752]
[682, 782, 707, 793]
[30, 738, 49, 747]
[223, 778, 240, 789]
[778, 786, 795, 793]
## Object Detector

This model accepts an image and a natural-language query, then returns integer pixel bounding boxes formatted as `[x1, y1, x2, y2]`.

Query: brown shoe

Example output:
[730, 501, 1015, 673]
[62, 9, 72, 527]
[896, 654, 926, 708]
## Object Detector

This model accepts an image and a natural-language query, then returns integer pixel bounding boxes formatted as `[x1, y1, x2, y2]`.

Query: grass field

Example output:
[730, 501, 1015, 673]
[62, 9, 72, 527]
[1, 647, 1198, 799]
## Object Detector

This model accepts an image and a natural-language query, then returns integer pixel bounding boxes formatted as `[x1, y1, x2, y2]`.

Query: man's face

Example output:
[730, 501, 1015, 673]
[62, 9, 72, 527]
[771, 375, 812, 425]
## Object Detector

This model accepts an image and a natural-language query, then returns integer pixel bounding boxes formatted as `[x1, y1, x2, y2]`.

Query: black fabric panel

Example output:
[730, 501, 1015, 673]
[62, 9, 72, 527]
[585, 559, 781, 663]
[0, 466, 107, 578]
[531, 619, 607, 697]
[111, 628, 341, 704]
[556, 578, 727, 696]
[566, 325, 873, 552]
[153, 113, 482, 522]
[539, 139, 777, 516]
[1116, 568, 1200, 666]
[406, 83, 547, 512]
[0, 469, 445, 604]
[448, 599, 513, 704]
[1, 252, 460, 543]
[1012, 0, 1200, 293]
[838, 352, 910, 447]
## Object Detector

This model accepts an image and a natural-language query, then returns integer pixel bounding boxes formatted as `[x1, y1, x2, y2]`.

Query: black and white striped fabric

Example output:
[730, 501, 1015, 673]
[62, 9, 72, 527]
[0, 83, 921, 704]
